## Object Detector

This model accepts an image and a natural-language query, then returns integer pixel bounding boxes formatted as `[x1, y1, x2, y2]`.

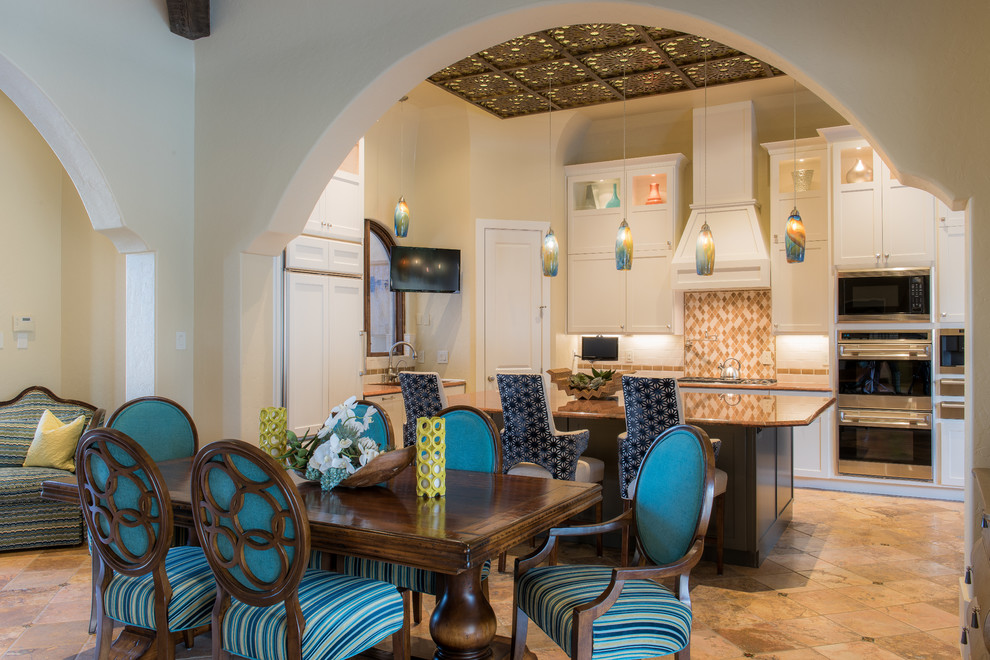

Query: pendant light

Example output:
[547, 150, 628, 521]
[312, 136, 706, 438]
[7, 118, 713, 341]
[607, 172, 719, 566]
[785, 78, 807, 263]
[615, 64, 633, 271]
[696, 46, 715, 276]
[541, 74, 559, 277]
[393, 96, 410, 237]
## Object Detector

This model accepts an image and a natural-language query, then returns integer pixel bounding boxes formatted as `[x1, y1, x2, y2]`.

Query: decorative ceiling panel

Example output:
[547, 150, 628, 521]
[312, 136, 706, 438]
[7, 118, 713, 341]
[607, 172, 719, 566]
[427, 24, 784, 118]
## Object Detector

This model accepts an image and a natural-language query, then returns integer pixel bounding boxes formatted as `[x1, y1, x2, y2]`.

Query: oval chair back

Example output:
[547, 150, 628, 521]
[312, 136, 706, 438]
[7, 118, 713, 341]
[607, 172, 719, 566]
[398, 372, 448, 447]
[438, 405, 501, 473]
[633, 424, 715, 567]
[191, 440, 310, 610]
[107, 396, 198, 463]
[76, 427, 173, 577]
[619, 376, 683, 500]
[354, 399, 393, 451]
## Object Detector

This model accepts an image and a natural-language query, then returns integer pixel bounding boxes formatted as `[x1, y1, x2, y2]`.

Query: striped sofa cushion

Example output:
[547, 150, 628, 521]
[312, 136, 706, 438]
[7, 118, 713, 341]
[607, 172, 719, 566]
[221, 568, 404, 660]
[0, 498, 85, 551]
[0, 391, 94, 467]
[337, 555, 492, 596]
[104, 546, 216, 631]
[516, 565, 691, 660]
[0, 466, 74, 503]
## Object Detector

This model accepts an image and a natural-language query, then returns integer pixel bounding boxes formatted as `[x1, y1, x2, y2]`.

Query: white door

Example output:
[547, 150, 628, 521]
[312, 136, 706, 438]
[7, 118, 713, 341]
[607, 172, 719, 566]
[285, 271, 331, 436]
[327, 275, 364, 405]
[479, 221, 550, 391]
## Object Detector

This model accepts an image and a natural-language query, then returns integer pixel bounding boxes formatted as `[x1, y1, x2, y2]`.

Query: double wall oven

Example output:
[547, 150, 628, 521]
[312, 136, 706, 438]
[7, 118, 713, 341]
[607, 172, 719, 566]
[836, 330, 933, 480]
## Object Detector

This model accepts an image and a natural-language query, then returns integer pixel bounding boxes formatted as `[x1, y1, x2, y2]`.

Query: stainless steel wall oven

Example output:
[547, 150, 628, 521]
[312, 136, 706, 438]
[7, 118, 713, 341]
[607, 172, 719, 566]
[836, 330, 933, 481]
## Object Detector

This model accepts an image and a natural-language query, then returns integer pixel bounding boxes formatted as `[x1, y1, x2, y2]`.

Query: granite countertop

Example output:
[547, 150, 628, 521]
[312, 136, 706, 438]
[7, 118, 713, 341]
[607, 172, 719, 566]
[446, 388, 834, 428]
[363, 379, 466, 397]
[677, 378, 832, 393]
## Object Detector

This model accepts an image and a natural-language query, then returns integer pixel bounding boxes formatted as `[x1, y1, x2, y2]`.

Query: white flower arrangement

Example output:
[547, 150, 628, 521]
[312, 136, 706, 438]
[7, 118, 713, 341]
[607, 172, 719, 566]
[301, 396, 382, 490]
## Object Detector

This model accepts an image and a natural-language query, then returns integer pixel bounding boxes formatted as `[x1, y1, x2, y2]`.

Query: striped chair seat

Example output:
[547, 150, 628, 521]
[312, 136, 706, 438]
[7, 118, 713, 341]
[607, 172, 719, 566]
[221, 568, 404, 660]
[104, 546, 216, 631]
[515, 565, 691, 660]
[338, 556, 492, 595]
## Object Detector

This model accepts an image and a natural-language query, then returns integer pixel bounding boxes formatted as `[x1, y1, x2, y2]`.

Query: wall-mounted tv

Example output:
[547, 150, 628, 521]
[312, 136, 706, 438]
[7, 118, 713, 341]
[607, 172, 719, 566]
[390, 246, 461, 293]
[581, 335, 619, 361]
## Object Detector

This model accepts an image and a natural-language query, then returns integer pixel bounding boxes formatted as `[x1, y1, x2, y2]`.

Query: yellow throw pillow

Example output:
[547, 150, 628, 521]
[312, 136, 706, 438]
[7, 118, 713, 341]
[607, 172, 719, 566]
[22, 409, 86, 472]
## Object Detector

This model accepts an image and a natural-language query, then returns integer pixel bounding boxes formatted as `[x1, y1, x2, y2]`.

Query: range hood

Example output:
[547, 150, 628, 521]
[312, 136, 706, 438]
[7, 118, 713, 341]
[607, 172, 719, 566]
[671, 100, 770, 290]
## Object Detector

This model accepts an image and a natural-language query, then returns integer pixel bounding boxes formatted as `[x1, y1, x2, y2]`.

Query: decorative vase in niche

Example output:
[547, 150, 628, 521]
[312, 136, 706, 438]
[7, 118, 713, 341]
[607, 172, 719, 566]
[791, 169, 815, 192]
[583, 183, 598, 210]
[845, 158, 872, 184]
[645, 181, 664, 204]
[605, 182, 621, 208]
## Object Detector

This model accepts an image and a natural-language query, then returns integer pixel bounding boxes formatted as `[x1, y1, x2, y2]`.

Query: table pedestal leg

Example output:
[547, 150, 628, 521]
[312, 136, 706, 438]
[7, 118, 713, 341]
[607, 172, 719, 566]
[430, 566, 496, 660]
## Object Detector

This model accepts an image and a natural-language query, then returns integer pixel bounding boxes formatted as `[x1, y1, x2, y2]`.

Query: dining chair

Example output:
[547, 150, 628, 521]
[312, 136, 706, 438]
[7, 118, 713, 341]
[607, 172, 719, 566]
[355, 398, 395, 450]
[397, 371, 448, 448]
[495, 371, 605, 569]
[190, 440, 409, 660]
[76, 428, 216, 659]
[510, 424, 716, 660]
[620, 375, 727, 573]
[106, 396, 199, 463]
[339, 404, 500, 624]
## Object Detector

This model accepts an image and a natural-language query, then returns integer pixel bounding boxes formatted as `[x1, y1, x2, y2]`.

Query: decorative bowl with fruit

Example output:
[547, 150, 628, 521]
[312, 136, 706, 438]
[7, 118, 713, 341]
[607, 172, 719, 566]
[546, 367, 631, 400]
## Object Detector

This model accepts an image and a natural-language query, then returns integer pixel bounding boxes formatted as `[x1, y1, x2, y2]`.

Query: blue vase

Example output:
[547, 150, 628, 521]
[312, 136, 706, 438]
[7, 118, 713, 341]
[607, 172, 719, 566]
[605, 183, 620, 208]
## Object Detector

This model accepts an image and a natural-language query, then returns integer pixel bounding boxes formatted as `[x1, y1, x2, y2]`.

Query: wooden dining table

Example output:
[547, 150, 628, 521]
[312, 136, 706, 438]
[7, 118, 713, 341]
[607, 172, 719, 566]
[42, 458, 601, 660]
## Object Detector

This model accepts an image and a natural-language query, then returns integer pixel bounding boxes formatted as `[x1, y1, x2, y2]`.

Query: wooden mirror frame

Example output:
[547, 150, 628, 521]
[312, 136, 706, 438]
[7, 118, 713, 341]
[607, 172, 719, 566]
[364, 219, 405, 357]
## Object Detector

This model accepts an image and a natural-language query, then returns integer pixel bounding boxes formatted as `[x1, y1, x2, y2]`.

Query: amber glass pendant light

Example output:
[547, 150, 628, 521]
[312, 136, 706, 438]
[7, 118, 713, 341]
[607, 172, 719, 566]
[394, 96, 410, 237]
[541, 74, 559, 277]
[785, 79, 806, 263]
[615, 64, 633, 271]
[696, 46, 715, 276]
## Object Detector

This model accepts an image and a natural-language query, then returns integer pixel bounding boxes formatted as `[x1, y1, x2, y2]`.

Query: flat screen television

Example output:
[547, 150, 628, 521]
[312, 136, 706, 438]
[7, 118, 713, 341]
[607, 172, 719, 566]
[390, 246, 461, 293]
[581, 336, 618, 361]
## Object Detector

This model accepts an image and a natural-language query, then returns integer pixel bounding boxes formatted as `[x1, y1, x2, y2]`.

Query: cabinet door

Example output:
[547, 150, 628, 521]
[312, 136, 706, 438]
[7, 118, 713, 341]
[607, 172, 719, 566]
[327, 276, 364, 407]
[937, 205, 966, 323]
[625, 166, 674, 253]
[881, 166, 935, 267]
[285, 272, 331, 436]
[566, 173, 622, 255]
[771, 241, 829, 333]
[625, 253, 675, 333]
[286, 235, 331, 271]
[366, 393, 405, 448]
[567, 253, 625, 333]
[792, 415, 823, 477]
[939, 419, 965, 488]
[833, 186, 882, 267]
[302, 190, 329, 238]
[323, 175, 364, 242]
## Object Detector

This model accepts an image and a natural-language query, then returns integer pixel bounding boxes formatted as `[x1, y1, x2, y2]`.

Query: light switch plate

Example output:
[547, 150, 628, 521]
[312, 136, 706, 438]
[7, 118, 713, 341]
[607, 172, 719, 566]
[0, 331, 4, 349]
[437, 350, 449, 364]
[176, 332, 187, 350]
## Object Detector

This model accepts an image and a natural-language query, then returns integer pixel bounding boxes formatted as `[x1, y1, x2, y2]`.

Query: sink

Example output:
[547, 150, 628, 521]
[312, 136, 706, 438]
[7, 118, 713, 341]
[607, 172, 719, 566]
[679, 377, 777, 385]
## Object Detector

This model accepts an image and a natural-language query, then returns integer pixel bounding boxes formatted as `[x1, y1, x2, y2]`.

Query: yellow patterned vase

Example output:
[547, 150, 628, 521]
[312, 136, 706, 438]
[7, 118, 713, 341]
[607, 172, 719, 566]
[415, 416, 446, 498]
[259, 407, 288, 459]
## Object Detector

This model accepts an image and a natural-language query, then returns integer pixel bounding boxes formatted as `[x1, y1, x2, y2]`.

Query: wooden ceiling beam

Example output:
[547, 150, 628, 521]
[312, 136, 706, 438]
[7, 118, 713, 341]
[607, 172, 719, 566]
[166, 0, 210, 40]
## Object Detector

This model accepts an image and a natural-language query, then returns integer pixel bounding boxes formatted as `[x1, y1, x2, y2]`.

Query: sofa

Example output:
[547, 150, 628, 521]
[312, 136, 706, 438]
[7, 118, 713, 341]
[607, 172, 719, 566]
[0, 386, 104, 552]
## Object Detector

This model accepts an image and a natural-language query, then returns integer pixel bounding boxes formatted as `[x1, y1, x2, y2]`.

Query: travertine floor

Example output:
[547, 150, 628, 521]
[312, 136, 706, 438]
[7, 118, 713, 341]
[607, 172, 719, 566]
[0, 487, 964, 659]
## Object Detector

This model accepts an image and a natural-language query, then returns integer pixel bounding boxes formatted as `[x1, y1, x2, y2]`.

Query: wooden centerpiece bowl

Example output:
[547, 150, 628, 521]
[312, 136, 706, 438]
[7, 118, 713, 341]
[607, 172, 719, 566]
[546, 367, 632, 400]
[339, 445, 416, 487]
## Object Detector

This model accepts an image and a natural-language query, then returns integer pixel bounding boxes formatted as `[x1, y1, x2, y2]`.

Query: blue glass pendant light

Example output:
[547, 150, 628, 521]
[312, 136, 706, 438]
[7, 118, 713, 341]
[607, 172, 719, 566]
[785, 79, 806, 263]
[696, 47, 715, 276]
[614, 65, 633, 270]
[394, 96, 410, 237]
[542, 74, 559, 277]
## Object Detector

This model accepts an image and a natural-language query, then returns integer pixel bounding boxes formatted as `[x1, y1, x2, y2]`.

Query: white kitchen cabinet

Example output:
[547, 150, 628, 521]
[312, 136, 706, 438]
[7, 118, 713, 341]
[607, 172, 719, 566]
[364, 392, 405, 447]
[285, 271, 364, 437]
[822, 127, 935, 269]
[936, 202, 966, 323]
[286, 235, 363, 275]
[302, 140, 364, 242]
[939, 418, 965, 488]
[565, 154, 686, 334]
[770, 390, 833, 479]
[763, 138, 830, 334]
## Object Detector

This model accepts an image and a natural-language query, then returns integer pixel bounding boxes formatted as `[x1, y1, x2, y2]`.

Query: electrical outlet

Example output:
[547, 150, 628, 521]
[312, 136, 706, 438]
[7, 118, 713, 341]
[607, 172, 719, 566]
[416, 313, 430, 326]
[176, 332, 187, 350]
[760, 350, 773, 365]
[437, 350, 449, 364]
[624, 352, 633, 364]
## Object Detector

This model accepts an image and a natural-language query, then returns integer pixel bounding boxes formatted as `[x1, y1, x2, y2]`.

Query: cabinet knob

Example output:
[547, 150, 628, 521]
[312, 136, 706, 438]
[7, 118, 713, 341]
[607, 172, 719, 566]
[981, 514, 988, 529]
[488, 375, 495, 382]
[940, 216, 946, 223]
[967, 566, 974, 584]
[942, 312, 948, 317]
[884, 253, 890, 260]
[973, 607, 981, 629]
[962, 628, 969, 645]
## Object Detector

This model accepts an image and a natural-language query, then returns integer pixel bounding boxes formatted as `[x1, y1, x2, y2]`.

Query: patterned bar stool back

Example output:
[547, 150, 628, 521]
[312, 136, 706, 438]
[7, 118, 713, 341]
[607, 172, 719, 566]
[398, 372, 448, 448]
[619, 376, 682, 499]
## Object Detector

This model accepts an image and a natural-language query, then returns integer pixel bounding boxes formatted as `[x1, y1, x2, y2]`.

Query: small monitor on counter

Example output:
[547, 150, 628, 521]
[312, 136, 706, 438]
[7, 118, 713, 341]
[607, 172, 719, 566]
[580, 335, 618, 362]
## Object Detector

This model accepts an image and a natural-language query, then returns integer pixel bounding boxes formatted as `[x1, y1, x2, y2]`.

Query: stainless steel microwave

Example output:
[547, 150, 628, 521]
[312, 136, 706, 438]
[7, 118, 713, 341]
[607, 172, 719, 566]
[836, 269, 931, 323]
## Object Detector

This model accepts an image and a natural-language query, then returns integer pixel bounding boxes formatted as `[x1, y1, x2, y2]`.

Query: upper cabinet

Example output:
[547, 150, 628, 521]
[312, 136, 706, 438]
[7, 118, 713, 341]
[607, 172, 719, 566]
[763, 137, 830, 334]
[822, 127, 935, 269]
[936, 201, 966, 323]
[565, 154, 686, 334]
[302, 139, 364, 243]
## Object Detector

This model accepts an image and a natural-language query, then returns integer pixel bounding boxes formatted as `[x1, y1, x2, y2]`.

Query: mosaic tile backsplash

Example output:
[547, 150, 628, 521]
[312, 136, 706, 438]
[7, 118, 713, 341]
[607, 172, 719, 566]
[683, 289, 775, 379]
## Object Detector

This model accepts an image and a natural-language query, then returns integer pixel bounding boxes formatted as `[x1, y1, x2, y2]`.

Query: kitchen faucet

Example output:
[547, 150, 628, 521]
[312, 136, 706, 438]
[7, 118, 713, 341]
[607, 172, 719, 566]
[386, 341, 417, 383]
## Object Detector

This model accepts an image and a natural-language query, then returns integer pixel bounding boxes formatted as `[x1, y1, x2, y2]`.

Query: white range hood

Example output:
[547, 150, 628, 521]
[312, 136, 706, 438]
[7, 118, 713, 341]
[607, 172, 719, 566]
[671, 100, 770, 290]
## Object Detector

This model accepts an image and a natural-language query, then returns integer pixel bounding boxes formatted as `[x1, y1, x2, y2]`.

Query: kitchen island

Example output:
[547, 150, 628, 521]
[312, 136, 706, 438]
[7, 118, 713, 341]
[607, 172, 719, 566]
[447, 388, 834, 567]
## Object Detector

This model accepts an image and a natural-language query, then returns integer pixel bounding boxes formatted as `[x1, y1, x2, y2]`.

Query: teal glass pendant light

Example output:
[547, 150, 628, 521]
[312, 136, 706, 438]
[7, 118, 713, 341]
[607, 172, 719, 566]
[542, 228, 559, 276]
[614, 64, 633, 270]
[394, 96, 410, 237]
[785, 79, 806, 263]
[696, 47, 715, 276]
[541, 74, 559, 277]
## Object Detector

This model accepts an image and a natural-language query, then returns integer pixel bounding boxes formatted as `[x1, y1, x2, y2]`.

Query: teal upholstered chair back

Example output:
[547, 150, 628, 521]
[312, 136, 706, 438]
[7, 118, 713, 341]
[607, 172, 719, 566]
[439, 405, 501, 473]
[191, 440, 309, 608]
[107, 397, 198, 463]
[76, 428, 171, 575]
[354, 400, 393, 451]
[0, 386, 99, 467]
[633, 424, 715, 567]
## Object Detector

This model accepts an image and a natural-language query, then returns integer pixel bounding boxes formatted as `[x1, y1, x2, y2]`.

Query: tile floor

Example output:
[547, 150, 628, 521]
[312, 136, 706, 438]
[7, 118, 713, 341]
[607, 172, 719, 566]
[0, 487, 964, 659]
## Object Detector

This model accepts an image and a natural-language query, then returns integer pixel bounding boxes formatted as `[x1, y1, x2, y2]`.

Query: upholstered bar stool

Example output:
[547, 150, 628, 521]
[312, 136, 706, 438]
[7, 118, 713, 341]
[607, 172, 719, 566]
[620, 375, 726, 573]
[397, 372, 448, 447]
[495, 371, 605, 570]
